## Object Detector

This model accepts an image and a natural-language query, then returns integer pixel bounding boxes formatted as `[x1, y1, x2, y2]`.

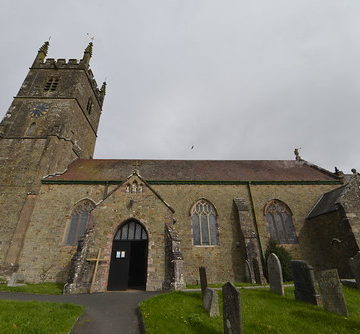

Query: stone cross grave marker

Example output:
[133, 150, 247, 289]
[86, 248, 109, 293]
[349, 251, 360, 289]
[222, 282, 242, 334]
[267, 253, 284, 296]
[199, 266, 208, 296]
[291, 260, 321, 305]
[315, 269, 348, 316]
[203, 287, 219, 317]
[7, 273, 26, 287]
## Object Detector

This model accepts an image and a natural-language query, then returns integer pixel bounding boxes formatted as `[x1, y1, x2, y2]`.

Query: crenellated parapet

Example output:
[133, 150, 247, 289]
[31, 41, 106, 106]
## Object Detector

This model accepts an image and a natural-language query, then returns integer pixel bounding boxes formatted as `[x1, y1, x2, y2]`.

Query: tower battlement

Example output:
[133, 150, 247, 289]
[31, 42, 105, 106]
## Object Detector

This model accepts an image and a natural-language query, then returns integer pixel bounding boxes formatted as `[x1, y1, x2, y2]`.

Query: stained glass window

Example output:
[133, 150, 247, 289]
[265, 200, 298, 244]
[191, 200, 218, 246]
[65, 200, 95, 246]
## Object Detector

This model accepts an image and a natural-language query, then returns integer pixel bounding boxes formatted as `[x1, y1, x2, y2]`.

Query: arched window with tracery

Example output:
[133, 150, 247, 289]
[191, 199, 218, 246]
[65, 200, 95, 245]
[264, 199, 298, 244]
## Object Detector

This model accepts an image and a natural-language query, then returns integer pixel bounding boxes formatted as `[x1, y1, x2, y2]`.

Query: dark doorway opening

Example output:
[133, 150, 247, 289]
[108, 220, 148, 291]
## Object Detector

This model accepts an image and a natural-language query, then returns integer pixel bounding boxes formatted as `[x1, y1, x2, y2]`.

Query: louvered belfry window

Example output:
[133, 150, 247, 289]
[265, 200, 298, 244]
[44, 77, 60, 91]
[191, 199, 218, 246]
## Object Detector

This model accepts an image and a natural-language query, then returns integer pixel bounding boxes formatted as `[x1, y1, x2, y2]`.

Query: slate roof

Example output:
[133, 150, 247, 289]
[307, 185, 346, 219]
[44, 159, 340, 182]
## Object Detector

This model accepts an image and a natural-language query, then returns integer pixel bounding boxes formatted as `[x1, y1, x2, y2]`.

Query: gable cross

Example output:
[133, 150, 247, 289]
[132, 160, 141, 174]
[86, 248, 109, 293]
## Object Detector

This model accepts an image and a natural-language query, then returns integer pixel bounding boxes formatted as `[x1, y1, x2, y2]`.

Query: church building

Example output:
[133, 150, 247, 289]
[0, 42, 358, 293]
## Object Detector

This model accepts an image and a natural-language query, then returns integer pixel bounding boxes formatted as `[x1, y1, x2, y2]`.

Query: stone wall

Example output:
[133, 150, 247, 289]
[306, 211, 357, 277]
[13, 180, 339, 288]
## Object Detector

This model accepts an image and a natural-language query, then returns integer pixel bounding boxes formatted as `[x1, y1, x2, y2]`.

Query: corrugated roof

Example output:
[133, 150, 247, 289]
[44, 159, 340, 182]
[307, 186, 345, 219]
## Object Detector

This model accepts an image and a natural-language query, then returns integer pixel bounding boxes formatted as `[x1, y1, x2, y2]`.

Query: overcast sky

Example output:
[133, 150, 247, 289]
[1, 1, 359, 172]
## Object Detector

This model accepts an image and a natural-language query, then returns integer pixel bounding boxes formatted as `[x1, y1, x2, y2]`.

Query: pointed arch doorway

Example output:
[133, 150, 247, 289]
[108, 220, 148, 291]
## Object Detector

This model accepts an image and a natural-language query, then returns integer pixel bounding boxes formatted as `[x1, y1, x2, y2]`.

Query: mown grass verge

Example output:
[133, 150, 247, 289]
[0, 299, 83, 334]
[0, 283, 63, 295]
[140, 287, 360, 334]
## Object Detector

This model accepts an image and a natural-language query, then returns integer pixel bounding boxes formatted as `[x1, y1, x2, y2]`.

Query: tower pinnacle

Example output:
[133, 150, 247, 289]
[32, 41, 49, 67]
[82, 42, 93, 67]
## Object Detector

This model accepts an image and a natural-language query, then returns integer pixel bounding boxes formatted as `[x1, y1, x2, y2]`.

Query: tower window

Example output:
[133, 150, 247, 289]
[264, 199, 298, 244]
[86, 97, 93, 114]
[191, 199, 218, 246]
[44, 77, 60, 92]
[27, 122, 36, 136]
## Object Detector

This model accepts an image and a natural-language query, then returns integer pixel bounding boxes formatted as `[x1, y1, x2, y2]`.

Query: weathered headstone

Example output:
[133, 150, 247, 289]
[291, 260, 321, 305]
[7, 273, 26, 287]
[267, 253, 284, 296]
[203, 287, 219, 317]
[199, 266, 208, 296]
[252, 258, 262, 284]
[244, 260, 254, 283]
[222, 282, 242, 334]
[349, 251, 360, 289]
[315, 269, 348, 316]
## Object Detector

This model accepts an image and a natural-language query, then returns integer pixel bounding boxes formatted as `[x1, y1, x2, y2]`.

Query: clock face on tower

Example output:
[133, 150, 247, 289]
[30, 104, 49, 118]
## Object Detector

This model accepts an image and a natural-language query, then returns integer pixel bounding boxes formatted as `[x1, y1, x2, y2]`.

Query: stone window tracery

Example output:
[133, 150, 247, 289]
[191, 199, 218, 246]
[65, 200, 95, 246]
[264, 199, 298, 244]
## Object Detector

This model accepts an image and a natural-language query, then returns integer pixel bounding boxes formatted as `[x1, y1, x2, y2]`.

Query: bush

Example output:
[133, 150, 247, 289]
[265, 240, 293, 281]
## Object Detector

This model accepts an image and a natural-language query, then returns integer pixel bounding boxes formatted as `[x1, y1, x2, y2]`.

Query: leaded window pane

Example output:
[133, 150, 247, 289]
[121, 224, 128, 240]
[201, 215, 209, 245]
[116, 221, 147, 241]
[265, 200, 298, 244]
[209, 214, 217, 245]
[67, 215, 78, 245]
[66, 200, 94, 246]
[191, 199, 218, 246]
[192, 214, 200, 245]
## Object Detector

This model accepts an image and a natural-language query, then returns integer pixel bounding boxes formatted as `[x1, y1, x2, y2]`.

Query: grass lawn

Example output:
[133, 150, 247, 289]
[140, 286, 360, 334]
[0, 283, 64, 295]
[0, 299, 83, 334]
[185, 282, 266, 289]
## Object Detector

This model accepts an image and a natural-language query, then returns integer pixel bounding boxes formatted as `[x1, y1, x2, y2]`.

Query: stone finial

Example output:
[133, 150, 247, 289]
[294, 147, 301, 161]
[39, 41, 49, 55]
[82, 42, 93, 66]
[84, 42, 93, 57]
[32, 41, 49, 66]
[99, 81, 107, 106]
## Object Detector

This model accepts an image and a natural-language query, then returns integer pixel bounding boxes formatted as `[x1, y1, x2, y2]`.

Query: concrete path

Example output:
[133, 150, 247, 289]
[0, 290, 160, 334]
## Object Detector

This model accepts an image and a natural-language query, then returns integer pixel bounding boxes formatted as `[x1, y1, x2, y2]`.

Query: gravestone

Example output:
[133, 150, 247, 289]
[315, 269, 348, 316]
[203, 287, 219, 317]
[252, 258, 262, 284]
[244, 260, 254, 283]
[291, 260, 321, 305]
[7, 273, 26, 287]
[222, 282, 242, 334]
[267, 253, 284, 296]
[199, 266, 208, 296]
[349, 251, 360, 289]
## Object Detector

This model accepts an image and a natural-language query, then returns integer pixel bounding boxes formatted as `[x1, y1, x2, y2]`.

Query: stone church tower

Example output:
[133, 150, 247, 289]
[0, 42, 106, 275]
